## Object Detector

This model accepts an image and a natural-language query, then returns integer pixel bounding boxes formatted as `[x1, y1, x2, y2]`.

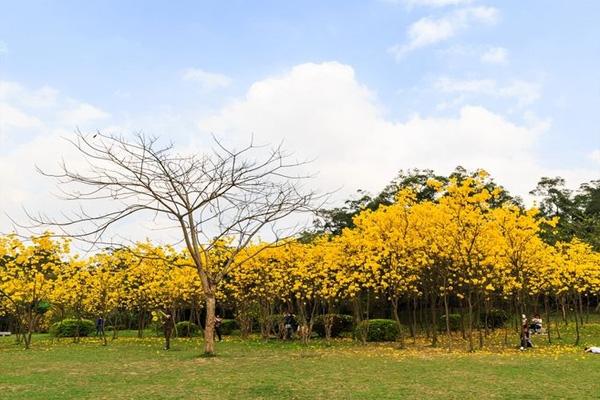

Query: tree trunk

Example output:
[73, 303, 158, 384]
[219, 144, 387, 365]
[578, 294, 584, 326]
[477, 295, 483, 349]
[443, 292, 451, 351]
[560, 297, 568, 326]
[467, 292, 474, 352]
[430, 293, 438, 347]
[460, 301, 467, 340]
[544, 295, 551, 344]
[573, 296, 581, 346]
[323, 301, 335, 342]
[203, 293, 216, 355]
[353, 296, 368, 345]
[410, 297, 417, 342]
[420, 298, 429, 339]
[391, 298, 405, 349]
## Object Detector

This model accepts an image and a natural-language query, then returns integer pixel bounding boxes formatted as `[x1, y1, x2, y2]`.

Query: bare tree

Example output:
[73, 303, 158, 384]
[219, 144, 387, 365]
[27, 131, 318, 355]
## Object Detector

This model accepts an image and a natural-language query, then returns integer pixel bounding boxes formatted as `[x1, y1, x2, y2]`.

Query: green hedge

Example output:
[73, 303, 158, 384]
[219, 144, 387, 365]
[50, 319, 95, 337]
[313, 314, 353, 338]
[440, 313, 462, 331]
[354, 319, 400, 342]
[176, 321, 200, 337]
[220, 319, 239, 335]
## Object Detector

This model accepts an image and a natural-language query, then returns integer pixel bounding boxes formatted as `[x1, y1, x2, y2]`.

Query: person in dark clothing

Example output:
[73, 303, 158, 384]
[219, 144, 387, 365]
[160, 311, 174, 350]
[283, 311, 296, 340]
[95, 317, 105, 336]
[215, 314, 223, 342]
[520, 315, 533, 350]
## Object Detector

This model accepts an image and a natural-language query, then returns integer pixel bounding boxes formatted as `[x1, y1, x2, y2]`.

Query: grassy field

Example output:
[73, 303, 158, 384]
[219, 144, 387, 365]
[2, 326, 600, 400]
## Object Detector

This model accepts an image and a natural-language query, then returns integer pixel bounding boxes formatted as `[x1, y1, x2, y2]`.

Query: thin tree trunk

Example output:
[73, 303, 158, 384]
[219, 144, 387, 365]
[420, 298, 429, 339]
[560, 297, 568, 326]
[578, 294, 584, 326]
[443, 291, 451, 351]
[573, 296, 581, 346]
[544, 295, 551, 344]
[391, 298, 405, 349]
[430, 293, 438, 347]
[467, 292, 474, 352]
[411, 296, 417, 342]
[476, 294, 483, 349]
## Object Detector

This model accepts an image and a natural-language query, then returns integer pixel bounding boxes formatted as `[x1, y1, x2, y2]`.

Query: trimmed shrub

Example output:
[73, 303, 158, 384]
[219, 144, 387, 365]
[440, 313, 462, 331]
[481, 309, 509, 329]
[313, 314, 354, 338]
[50, 319, 95, 337]
[176, 321, 200, 337]
[220, 319, 239, 335]
[354, 319, 400, 342]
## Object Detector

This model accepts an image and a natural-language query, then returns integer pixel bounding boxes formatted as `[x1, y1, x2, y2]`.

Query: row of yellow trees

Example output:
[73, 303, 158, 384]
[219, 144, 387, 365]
[1, 171, 599, 350]
[0, 238, 205, 348]
[228, 172, 600, 349]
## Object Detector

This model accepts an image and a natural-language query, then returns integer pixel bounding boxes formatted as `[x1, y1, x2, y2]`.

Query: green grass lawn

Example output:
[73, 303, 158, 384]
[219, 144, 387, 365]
[2, 327, 600, 400]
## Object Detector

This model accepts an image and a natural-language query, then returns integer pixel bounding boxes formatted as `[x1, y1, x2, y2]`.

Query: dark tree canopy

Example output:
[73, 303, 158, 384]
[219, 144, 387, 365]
[531, 177, 600, 250]
[310, 167, 522, 237]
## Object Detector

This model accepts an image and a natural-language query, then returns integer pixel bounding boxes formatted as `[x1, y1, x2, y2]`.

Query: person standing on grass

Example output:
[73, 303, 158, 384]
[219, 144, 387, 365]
[215, 314, 223, 342]
[161, 311, 175, 350]
[95, 316, 105, 336]
[520, 315, 533, 350]
[283, 311, 296, 340]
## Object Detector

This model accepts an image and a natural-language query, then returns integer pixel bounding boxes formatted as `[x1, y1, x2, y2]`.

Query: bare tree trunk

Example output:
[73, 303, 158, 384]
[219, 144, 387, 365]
[544, 295, 551, 344]
[443, 292, 451, 351]
[24, 309, 35, 350]
[467, 292, 474, 352]
[323, 301, 335, 342]
[560, 297, 568, 326]
[460, 300, 467, 340]
[391, 298, 405, 349]
[410, 296, 417, 342]
[204, 294, 216, 356]
[477, 295, 484, 349]
[578, 294, 584, 326]
[430, 293, 438, 347]
[353, 296, 368, 345]
[573, 296, 581, 346]
[420, 299, 429, 340]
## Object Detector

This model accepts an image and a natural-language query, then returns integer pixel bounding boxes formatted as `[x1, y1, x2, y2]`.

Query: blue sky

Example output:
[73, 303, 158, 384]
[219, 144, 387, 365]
[1, 0, 599, 240]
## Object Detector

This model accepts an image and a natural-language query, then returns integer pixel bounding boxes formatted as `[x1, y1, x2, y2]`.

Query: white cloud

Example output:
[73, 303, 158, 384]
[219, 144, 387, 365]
[59, 103, 110, 124]
[0, 41, 7, 55]
[182, 68, 232, 91]
[481, 46, 508, 64]
[0, 63, 594, 243]
[389, 6, 499, 59]
[0, 81, 58, 108]
[590, 149, 600, 164]
[0, 103, 42, 129]
[434, 77, 541, 106]
[199, 62, 593, 203]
